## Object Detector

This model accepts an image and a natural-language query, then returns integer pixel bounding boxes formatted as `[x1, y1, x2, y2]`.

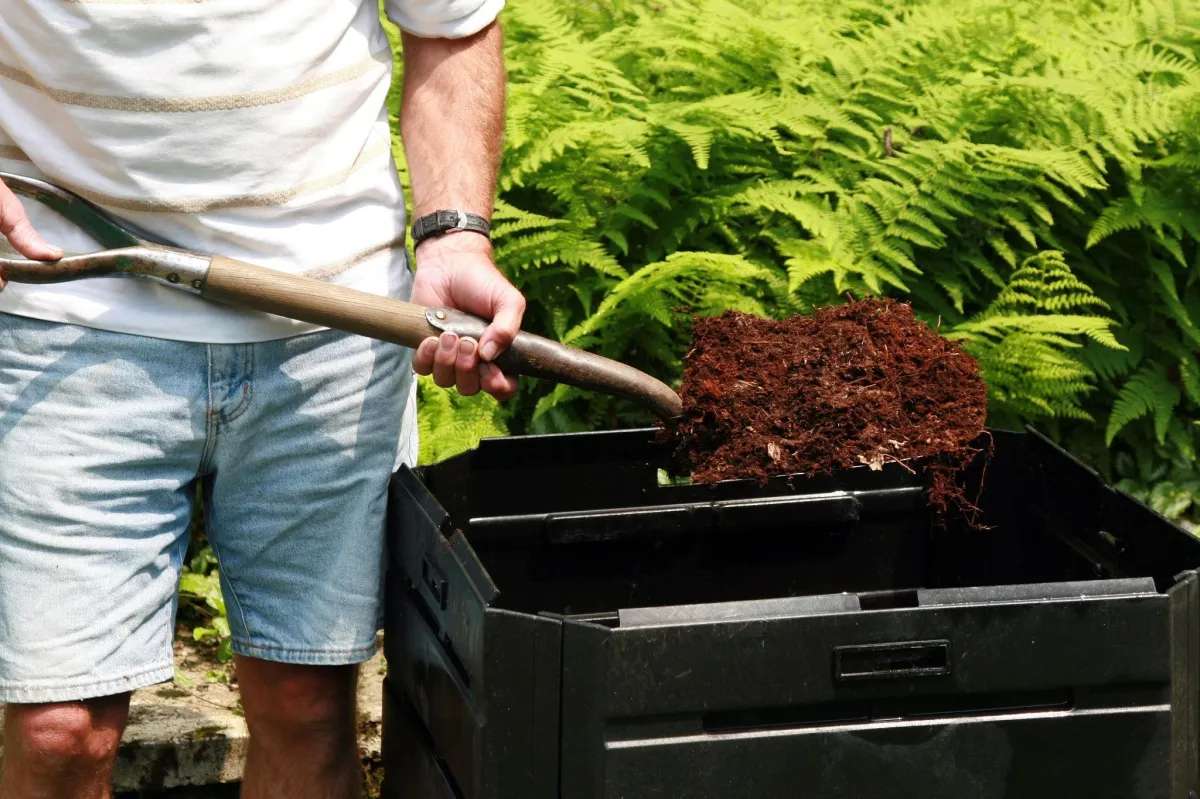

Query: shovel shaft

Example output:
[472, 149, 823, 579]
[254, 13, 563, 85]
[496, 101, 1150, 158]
[204, 255, 440, 346]
[204, 256, 685, 420]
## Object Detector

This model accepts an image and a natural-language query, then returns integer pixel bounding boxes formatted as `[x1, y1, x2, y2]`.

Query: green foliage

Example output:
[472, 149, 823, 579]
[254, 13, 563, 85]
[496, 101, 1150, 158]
[1113, 429, 1200, 533]
[946, 251, 1123, 423]
[178, 532, 234, 665]
[386, 0, 1200, 505]
[1106, 364, 1183, 445]
[416, 374, 510, 463]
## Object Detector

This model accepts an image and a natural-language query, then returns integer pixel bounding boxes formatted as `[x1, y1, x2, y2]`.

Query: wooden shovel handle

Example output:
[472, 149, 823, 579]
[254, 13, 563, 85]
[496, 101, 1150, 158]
[204, 255, 439, 347]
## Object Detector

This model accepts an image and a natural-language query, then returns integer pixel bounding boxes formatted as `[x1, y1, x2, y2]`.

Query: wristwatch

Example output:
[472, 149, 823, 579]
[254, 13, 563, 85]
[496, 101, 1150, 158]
[411, 209, 491, 247]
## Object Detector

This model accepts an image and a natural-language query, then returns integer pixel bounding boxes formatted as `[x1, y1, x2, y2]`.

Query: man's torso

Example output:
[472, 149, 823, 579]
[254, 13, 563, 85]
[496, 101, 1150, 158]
[0, 0, 411, 343]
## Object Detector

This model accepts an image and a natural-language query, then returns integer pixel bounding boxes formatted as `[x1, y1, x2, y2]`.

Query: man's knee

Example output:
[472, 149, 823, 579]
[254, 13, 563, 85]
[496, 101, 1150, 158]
[236, 658, 357, 735]
[4, 696, 129, 775]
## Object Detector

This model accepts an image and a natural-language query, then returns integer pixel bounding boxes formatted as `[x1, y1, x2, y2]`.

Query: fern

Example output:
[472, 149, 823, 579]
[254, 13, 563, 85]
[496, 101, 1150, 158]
[1180, 355, 1200, 404]
[1106, 364, 1182, 445]
[415, 375, 510, 464]
[375, 0, 1200, 474]
[946, 252, 1123, 423]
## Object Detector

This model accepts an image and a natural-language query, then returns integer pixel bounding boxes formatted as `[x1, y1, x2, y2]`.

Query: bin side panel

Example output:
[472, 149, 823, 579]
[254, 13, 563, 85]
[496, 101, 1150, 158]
[386, 587, 482, 797]
[561, 621, 612, 799]
[602, 597, 1170, 717]
[480, 609, 563, 799]
[381, 678, 460, 799]
[388, 469, 498, 687]
[1169, 570, 1200, 798]
[600, 709, 1172, 799]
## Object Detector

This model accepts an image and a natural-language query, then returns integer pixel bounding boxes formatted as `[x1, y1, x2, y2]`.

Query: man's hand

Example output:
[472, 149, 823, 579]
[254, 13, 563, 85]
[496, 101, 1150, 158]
[0, 177, 62, 290]
[410, 232, 525, 401]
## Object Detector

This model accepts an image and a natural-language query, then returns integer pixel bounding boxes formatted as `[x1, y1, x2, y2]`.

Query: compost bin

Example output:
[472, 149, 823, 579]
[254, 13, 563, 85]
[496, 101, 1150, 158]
[380, 426, 1200, 799]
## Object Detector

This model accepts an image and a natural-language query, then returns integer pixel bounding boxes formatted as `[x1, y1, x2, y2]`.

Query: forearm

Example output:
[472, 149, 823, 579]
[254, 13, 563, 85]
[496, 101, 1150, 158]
[399, 21, 506, 222]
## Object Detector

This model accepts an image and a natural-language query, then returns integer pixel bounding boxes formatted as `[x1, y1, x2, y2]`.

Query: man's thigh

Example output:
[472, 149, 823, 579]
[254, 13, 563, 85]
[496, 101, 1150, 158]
[0, 313, 205, 703]
[204, 328, 416, 666]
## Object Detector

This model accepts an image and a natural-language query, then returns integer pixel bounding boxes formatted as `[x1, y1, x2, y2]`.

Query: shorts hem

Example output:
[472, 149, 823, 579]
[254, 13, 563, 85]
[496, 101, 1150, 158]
[0, 663, 174, 704]
[231, 638, 380, 666]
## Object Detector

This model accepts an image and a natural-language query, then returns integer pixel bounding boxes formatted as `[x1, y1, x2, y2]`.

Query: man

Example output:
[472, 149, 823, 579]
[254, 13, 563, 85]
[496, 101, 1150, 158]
[0, 0, 523, 796]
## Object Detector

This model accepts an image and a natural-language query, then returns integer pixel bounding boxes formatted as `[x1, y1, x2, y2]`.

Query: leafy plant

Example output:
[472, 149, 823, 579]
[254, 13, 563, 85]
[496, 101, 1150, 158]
[178, 539, 234, 665]
[1113, 427, 1200, 532]
[416, 374, 510, 463]
[945, 251, 1123, 425]
[177, 487, 233, 671]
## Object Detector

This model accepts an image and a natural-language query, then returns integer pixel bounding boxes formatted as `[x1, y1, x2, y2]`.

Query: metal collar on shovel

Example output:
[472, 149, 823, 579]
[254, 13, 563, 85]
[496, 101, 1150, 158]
[0, 172, 683, 421]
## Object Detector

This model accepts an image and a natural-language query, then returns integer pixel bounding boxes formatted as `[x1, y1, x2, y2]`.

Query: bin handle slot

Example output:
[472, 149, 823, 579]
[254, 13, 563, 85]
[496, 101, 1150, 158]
[834, 640, 952, 681]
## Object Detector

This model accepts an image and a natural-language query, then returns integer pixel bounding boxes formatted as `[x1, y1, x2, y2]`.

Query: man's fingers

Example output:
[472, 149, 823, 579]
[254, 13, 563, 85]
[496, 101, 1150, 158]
[0, 181, 61, 261]
[455, 338, 481, 396]
[416, 335, 515, 401]
[431, 332, 459, 388]
[478, 289, 525, 362]
[4, 217, 60, 260]
[413, 337, 438, 375]
[479, 361, 519, 402]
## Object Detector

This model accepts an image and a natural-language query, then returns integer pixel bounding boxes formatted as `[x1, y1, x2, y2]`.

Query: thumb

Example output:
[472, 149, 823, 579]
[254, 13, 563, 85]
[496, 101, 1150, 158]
[0, 180, 62, 261]
[478, 286, 526, 362]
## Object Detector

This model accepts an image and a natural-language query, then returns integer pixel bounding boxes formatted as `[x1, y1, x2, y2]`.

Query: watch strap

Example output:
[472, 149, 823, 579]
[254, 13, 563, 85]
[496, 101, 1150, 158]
[411, 209, 491, 245]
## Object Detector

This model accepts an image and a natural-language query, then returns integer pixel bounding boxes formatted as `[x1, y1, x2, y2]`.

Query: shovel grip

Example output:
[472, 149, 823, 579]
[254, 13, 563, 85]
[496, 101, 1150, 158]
[204, 255, 439, 347]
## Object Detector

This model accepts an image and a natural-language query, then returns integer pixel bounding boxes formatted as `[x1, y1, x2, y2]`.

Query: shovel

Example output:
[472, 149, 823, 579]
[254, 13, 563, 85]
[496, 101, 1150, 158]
[0, 171, 683, 421]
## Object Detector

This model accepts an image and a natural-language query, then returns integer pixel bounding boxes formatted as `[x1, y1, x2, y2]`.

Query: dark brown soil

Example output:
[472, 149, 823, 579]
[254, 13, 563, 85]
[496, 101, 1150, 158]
[664, 298, 989, 518]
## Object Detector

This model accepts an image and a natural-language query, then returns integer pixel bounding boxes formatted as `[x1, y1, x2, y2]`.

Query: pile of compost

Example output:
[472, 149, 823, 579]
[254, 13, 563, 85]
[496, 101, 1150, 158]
[665, 297, 989, 517]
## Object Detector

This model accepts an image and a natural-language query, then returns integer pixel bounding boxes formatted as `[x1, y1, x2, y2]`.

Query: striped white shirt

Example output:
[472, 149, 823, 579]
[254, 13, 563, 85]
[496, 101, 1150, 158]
[0, 0, 502, 343]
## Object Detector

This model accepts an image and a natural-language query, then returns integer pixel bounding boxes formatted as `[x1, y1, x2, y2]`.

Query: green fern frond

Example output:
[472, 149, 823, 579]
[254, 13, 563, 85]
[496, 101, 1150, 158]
[728, 185, 839, 240]
[1147, 258, 1200, 348]
[416, 375, 510, 464]
[1180, 355, 1200, 405]
[957, 314, 1122, 349]
[783, 241, 837, 293]
[1106, 364, 1182, 445]
[564, 251, 773, 347]
[658, 121, 716, 169]
[1080, 336, 1143, 381]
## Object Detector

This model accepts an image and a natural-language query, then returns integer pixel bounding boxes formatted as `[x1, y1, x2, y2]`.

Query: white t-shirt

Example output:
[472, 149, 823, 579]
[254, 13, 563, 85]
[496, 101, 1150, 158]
[0, 0, 502, 344]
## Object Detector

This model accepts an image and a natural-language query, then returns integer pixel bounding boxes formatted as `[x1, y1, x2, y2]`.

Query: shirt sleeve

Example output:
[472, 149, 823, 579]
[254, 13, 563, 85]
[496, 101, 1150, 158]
[384, 0, 505, 38]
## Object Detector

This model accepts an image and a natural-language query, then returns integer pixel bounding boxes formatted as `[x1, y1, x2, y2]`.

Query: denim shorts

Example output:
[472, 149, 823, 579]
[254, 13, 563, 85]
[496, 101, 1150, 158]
[0, 312, 417, 704]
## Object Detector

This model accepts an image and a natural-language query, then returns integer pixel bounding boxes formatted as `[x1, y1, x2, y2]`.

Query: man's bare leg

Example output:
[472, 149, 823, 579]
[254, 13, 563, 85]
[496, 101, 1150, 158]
[235, 657, 360, 799]
[0, 693, 130, 799]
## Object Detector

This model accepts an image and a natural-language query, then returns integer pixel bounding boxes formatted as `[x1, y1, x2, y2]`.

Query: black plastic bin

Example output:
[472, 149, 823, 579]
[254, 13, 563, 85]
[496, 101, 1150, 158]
[380, 426, 1200, 798]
